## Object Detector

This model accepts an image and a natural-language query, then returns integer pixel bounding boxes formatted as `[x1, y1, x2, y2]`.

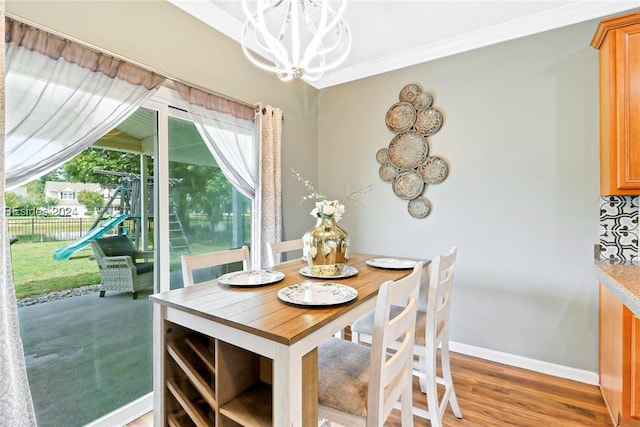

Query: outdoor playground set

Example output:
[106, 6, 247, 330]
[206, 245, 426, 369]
[52, 170, 189, 261]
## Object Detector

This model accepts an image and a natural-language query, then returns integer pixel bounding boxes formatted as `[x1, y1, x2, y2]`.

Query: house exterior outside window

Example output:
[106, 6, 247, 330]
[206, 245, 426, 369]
[44, 181, 106, 217]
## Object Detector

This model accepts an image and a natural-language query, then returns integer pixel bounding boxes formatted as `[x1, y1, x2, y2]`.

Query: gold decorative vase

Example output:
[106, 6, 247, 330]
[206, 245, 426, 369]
[304, 217, 349, 276]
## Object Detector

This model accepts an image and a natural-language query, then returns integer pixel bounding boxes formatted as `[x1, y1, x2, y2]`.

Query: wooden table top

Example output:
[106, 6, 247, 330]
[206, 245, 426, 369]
[150, 253, 417, 345]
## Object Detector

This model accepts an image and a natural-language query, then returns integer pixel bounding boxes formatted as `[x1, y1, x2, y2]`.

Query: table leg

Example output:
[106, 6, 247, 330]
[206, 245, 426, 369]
[302, 349, 319, 426]
[273, 346, 318, 426]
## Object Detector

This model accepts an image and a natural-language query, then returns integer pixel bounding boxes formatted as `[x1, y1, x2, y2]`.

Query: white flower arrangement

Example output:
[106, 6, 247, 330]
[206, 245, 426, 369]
[311, 200, 346, 221]
[292, 169, 372, 222]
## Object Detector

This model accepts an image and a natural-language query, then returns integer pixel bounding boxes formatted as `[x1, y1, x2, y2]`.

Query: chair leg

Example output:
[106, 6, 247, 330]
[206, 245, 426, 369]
[418, 355, 427, 393]
[99, 290, 105, 297]
[401, 382, 414, 426]
[425, 351, 441, 427]
[441, 342, 462, 418]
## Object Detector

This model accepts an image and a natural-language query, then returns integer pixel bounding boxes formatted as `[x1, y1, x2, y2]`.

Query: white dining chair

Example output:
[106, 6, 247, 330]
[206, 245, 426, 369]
[266, 238, 304, 267]
[351, 247, 462, 426]
[180, 245, 251, 287]
[317, 263, 422, 427]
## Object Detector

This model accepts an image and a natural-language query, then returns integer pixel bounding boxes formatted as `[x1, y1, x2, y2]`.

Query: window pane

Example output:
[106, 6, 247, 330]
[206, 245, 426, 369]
[15, 106, 157, 426]
[168, 113, 252, 288]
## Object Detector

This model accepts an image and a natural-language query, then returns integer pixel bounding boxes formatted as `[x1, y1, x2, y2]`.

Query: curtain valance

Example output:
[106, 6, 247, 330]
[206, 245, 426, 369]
[5, 17, 165, 89]
[5, 17, 165, 190]
[175, 82, 255, 121]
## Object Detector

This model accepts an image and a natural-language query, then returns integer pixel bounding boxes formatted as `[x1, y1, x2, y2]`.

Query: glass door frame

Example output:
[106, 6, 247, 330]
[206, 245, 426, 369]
[145, 87, 194, 294]
[87, 88, 188, 427]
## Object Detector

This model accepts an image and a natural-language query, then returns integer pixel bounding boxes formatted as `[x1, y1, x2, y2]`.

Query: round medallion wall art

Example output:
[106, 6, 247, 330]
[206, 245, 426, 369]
[377, 83, 449, 218]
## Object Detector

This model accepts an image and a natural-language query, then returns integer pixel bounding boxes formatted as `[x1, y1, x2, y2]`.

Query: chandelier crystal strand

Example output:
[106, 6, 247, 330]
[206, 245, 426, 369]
[241, 0, 352, 82]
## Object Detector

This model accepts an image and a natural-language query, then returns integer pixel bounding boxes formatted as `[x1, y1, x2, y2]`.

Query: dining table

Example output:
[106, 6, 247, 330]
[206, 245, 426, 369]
[150, 252, 426, 427]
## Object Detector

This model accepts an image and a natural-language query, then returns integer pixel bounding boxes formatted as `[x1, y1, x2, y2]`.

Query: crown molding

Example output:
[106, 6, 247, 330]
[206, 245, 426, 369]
[315, 1, 639, 88]
[167, 1, 639, 90]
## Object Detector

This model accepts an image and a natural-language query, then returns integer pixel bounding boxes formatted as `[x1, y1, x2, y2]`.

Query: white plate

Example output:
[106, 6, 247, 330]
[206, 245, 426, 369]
[366, 258, 419, 269]
[299, 265, 359, 279]
[217, 270, 285, 286]
[278, 282, 358, 306]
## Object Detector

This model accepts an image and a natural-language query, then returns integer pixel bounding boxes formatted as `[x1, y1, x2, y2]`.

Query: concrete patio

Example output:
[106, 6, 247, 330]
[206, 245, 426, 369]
[17, 288, 154, 427]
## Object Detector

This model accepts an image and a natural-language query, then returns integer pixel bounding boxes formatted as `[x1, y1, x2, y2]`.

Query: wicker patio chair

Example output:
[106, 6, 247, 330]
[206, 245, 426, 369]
[91, 234, 154, 299]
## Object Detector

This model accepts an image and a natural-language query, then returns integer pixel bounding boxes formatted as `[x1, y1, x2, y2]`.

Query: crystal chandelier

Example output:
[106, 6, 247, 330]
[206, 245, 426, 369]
[240, 0, 352, 82]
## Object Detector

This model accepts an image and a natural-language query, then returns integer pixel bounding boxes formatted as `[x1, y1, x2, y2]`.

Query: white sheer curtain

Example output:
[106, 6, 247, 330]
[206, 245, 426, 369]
[175, 83, 268, 266]
[1, 17, 165, 425]
[4, 18, 165, 190]
[1, 10, 37, 426]
[183, 106, 256, 200]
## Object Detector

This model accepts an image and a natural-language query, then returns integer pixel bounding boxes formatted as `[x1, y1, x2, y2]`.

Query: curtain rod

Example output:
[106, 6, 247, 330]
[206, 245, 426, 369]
[5, 13, 259, 112]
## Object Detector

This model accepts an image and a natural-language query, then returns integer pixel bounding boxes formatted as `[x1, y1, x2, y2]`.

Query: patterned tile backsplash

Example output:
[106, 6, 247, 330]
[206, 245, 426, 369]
[599, 196, 639, 261]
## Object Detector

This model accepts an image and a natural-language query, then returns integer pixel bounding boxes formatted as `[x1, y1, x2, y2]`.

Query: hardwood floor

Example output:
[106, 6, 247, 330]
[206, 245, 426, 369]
[125, 411, 152, 427]
[127, 351, 612, 426]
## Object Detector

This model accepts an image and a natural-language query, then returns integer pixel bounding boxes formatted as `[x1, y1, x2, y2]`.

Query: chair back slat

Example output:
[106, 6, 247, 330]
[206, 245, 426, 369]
[181, 246, 251, 287]
[426, 247, 457, 350]
[266, 238, 304, 267]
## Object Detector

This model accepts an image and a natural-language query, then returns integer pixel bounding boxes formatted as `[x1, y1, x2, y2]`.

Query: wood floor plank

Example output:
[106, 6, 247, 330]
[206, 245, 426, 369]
[127, 351, 612, 427]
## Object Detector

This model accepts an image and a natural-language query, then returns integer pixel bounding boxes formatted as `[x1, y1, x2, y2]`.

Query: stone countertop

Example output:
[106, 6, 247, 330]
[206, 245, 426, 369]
[595, 262, 640, 318]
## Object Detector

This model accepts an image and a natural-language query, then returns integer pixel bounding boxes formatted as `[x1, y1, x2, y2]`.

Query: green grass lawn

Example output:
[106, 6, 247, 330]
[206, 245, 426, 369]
[9, 240, 245, 299]
[9, 241, 101, 299]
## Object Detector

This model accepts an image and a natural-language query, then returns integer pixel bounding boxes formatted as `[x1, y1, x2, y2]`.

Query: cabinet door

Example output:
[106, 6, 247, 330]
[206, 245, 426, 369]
[624, 312, 640, 423]
[613, 23, 640, 192]
[600, 283, 623, 424]
[593, 14, 640, 195]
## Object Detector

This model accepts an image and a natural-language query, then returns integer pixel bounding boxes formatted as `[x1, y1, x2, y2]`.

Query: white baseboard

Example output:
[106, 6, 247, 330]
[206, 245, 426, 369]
[84, 392, 152, 427]
[449, 341, 599, 386]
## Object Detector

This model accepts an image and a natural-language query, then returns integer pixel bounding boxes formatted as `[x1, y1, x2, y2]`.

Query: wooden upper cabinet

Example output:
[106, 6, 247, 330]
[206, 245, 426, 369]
[592, 11, 640, 196]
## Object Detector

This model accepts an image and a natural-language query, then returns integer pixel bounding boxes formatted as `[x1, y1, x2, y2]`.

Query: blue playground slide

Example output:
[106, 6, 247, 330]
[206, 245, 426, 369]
[53, 213, 129, 261]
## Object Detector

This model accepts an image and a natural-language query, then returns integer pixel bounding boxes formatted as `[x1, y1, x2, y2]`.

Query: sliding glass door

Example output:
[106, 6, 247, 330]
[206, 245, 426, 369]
[165, 109, 252, 289]
[15, 106, 158, 427]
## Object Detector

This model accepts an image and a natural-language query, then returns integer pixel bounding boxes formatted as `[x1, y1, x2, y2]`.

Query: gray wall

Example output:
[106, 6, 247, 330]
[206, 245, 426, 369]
[8, 1, 605, 371]
[318, 20, 601, 371]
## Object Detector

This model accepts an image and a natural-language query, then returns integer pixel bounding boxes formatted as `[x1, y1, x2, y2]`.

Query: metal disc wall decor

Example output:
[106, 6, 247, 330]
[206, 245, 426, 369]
[418, 156, 449, 184]
[399, 83, 421, 103]
[378, 162, 399, 182]
[387, 131, 428, 170]
[414, 108, 443, 136]
[375, 82, 450, 218]
[376, 148, 389, 164]
[412, 92, 433, 111]
[407, 196, 432, 219]
[392, 170, 424, 200]
[385, 102, 416, 132]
